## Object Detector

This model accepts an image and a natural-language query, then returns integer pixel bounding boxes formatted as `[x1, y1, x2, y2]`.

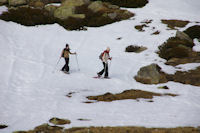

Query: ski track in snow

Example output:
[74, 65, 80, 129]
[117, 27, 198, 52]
[1, 0, 200, 132]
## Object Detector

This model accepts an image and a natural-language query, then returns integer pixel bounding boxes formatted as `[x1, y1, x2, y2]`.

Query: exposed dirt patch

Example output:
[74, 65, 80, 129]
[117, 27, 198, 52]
[135, 24, 148, 32]
[0, 125, 8, 129]
[125, 45, 147, 53]
[157, 86, 169, 90]
[151, 30, 160, 35]
[141, 19, 153, 24]
[77, 118, 91, 121]
[14, 124, 200, 133]
[66, 92, 76, 98]
[161, 19, 190, 29]
[86, 89, 177, 102]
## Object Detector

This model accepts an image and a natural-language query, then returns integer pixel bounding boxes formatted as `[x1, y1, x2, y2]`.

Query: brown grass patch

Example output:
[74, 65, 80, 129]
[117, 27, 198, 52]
[87, 89, 177, 102]
[64, 126, 200, 133]
[161, 19, 189, 29]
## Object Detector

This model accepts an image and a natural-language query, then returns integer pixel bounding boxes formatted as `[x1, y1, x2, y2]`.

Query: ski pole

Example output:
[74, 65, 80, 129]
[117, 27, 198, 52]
[52, 57, 61, 73]
[75, 54, 80, 71]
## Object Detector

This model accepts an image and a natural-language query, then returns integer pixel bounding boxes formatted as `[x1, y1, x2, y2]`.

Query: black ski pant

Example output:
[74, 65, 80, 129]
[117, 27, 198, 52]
[62, 58, 69, 72]
[98, 62, 108, 77]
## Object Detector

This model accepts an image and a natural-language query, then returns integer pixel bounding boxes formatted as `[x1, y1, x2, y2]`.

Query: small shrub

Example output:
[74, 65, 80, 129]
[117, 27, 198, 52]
[91, 0, 148, 8]
[161, 19, 189, 29]
[184, 25, 200, 39]
[125, 45, 147, 53]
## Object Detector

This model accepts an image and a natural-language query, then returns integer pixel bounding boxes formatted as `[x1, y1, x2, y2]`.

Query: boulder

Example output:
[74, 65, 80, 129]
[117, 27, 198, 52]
[49, 117, 71, 125]
[54, 5, 85, 19]
[8, 0, 27, 6]
[54, 6, 75, 19]
[88, 1, 108, 13]
[0, 0, 7, 5]
[29, 1, 45, 9]
[176, 30, 193, 43]
[61, 0, 90, 7]
[45, 5, 58, 15]
[135, 64, 168, 84]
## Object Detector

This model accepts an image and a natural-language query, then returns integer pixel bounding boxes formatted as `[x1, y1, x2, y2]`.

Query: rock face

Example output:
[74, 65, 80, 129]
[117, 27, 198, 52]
[176, 30, 193, 43]
[29, 0, 45, 9]
[54, 0, 88, 19]
[45, 5, 58, 15]
[88, 1, 107, 12]
[8, 0, 27, 6]
[49, 117, 71, 125]
[134, 64, 168, 84]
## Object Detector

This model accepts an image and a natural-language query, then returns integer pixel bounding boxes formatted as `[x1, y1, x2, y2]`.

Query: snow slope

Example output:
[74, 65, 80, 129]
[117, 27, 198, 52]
[0, 0, 200, 132]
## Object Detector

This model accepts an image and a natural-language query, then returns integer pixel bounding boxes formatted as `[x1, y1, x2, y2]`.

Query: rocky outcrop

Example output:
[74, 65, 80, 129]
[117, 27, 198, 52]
[62, 0, 90, 7]
[134, 64, 168, 84]
[176, 30, 193, 43]
[88, 1, 107, 13]
[171, 66, 200, 86]
[29, 0, 45, 9]
[8, 0, 27, 6]
[45, 5, 58, 15]
[53, 0, 89, 19]
[49, 117, 71, 125]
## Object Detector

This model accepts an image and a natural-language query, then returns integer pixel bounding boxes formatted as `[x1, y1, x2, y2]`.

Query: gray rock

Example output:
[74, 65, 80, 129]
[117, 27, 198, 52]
[54, 6, 75, 19]
[62, 0, 90, 7]
[8, 0, 27, 6]
[135, 63, 168, 84]
[107, 12, 117, 19]
[45, 5, 58, 15]
[176, 30, 193, 43]
[88, 1, 107, 13]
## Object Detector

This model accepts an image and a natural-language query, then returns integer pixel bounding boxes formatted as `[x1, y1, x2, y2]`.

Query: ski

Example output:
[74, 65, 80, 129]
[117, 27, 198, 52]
[93, 76, 110, 79]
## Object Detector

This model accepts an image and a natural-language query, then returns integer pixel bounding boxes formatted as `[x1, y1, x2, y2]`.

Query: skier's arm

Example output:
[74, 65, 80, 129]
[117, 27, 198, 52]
[61, 49, 64, 57]
[69, 51, 76, 55]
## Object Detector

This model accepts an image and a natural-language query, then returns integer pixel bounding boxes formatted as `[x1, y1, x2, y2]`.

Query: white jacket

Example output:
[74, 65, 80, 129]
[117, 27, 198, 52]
[102, 51, 110, 64]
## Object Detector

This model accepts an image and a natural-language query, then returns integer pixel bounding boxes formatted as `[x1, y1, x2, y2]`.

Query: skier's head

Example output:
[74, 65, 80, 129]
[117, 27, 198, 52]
[66, 44, 69, 48]
[106, 47, 110, 52]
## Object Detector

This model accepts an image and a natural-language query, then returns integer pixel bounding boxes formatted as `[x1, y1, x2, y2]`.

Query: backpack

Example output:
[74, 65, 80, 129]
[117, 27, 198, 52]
[99, 52, 104, 60]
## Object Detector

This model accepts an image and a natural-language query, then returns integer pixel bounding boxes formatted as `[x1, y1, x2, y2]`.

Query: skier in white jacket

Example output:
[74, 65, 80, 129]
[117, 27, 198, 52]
[97, 47, 112, 78]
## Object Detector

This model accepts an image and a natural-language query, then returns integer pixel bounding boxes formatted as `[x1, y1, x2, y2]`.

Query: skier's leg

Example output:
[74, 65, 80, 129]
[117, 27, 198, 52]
[66, 58, 69, 72]
[62, 58, 67, 71]
[98, 62, 105, 76]
[105, 63, 109, 77]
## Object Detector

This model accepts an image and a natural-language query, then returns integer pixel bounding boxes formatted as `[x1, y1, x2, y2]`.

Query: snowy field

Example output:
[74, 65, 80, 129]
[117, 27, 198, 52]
[0, 0, 200, 132]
